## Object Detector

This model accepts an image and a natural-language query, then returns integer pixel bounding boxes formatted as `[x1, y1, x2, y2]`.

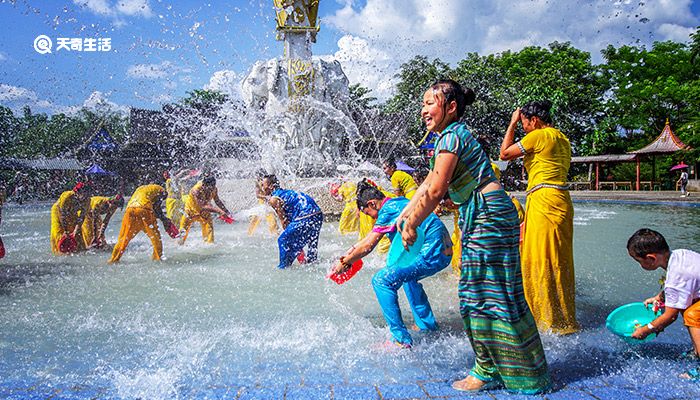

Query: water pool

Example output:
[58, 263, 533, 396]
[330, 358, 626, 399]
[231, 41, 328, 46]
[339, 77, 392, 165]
[0, 201, 699, 399]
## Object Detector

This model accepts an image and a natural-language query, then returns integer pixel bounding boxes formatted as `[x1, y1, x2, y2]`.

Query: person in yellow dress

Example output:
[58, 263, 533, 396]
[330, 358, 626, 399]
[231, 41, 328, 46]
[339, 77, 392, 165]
[108, 184, 177, 263]
[81, 194, 124, 249]
[50, 182, 91, 255]
[382, 157, 418, 199]
[500, 100, 578, 335]
[179, 175, 232, 244]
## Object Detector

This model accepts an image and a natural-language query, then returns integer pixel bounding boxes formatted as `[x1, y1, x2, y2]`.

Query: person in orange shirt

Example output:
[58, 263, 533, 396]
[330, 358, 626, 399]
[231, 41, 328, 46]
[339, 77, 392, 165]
[108, 184, 178, 263]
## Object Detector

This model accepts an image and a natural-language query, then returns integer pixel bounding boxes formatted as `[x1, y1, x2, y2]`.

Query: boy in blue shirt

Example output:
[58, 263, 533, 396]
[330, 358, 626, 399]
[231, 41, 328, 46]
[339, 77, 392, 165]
[332, 179, 452, 348]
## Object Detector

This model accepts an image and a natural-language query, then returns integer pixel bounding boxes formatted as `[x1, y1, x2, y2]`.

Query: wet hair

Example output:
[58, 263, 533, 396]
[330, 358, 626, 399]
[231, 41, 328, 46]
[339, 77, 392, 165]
[520, 100, 553, 124]
[356, 178, 385, 209]
[429, 79, 476, 119]
[627, 228, 670, 258]
[383, 156, 396, 169]
[255, 168, 268, 180]
[263, 174, 280, 189]
[203, 176, 216, 186]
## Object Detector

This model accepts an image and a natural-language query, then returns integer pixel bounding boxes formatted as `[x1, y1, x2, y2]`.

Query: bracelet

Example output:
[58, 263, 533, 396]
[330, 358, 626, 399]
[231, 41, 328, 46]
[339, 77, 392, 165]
[647, 322, 655, 332]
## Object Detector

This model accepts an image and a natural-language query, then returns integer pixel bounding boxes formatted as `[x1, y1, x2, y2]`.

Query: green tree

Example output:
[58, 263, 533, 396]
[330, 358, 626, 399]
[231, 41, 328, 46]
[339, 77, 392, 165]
[384, 56, 452, 144]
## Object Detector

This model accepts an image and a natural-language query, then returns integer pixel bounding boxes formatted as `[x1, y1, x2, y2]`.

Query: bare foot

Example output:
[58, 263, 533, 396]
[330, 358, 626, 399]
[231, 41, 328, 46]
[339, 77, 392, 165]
[451, 375, 490, 392]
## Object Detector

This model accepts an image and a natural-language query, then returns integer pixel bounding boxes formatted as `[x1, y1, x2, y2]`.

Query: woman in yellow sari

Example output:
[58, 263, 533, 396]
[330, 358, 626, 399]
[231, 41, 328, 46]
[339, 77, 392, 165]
[499, 100, 578, 335]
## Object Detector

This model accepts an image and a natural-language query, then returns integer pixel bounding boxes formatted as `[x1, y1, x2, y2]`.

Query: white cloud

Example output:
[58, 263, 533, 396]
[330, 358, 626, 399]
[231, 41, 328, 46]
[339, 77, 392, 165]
[126, 61, 190, 80]
[323, 35, 397, 101]
[657, 23, 696, 43]
[0, 84, 128, 115]
[204, 70, 242, 100]
[58, 91, 129, 115]
[0, 84, 38, 102]
[73, 0, 112, 16]
[0, 52, 7, 62]
[115, 0, 152, 17]
[322, 0, 700, 98]
[73, 0, 152, 21]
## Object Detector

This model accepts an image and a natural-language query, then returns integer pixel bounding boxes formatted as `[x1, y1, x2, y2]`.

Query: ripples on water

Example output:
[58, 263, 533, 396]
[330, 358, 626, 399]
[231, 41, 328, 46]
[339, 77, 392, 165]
[0, 202, 699, 398]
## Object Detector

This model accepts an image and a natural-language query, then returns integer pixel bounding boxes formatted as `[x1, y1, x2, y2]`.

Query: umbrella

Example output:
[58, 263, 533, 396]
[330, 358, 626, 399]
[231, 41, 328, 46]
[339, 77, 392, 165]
[395, 160, 415, 173]
[670, 162, 689, 171]
[85, 163, 116, 175]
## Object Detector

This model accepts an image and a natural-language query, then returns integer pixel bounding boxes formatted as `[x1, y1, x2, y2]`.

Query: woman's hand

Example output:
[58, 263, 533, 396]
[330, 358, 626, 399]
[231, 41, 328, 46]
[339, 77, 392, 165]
[401, 222, 418, 249]
[509, 108, 521, 127]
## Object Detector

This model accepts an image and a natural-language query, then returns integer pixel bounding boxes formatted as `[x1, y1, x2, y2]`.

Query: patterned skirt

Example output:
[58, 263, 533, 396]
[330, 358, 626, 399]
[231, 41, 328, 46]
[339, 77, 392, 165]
[458, 189, 550, 394]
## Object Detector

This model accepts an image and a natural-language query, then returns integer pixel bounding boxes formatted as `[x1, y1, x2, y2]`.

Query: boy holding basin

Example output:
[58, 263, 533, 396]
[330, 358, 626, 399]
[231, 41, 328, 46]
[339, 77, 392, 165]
[330, 179, 452, 349]
[627, 228, 700, 379]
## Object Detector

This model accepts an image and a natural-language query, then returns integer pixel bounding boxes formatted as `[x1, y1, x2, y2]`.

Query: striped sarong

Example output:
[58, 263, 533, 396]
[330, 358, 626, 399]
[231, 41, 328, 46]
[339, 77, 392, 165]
[458, 189, 550, 394]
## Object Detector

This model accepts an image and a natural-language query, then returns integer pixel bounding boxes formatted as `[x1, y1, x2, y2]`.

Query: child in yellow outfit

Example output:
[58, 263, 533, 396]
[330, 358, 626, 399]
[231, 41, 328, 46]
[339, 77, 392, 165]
[81, 194, 124, 249]
[179, 176, 232, 244]
[109, 184, 176, 263]
[50, 182, 91, 255]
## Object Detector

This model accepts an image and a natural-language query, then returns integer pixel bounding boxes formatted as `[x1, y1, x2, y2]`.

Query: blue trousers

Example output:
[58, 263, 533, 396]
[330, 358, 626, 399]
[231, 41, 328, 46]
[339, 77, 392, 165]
[372, 251, 450, 345]
[277, 213, 323, 269]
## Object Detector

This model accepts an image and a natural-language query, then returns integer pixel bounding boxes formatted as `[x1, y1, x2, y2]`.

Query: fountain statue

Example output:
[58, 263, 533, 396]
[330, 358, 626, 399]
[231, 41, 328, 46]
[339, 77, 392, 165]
[240, 0, 360, 177]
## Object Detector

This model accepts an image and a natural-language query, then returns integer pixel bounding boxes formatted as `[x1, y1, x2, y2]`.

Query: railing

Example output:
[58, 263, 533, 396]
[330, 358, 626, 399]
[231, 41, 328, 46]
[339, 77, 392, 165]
[599, 181, 633, 190]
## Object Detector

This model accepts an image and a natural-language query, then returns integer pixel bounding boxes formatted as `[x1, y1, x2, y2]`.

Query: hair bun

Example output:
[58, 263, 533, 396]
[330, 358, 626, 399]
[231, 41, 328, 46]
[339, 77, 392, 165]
[463, 87, 475, 106]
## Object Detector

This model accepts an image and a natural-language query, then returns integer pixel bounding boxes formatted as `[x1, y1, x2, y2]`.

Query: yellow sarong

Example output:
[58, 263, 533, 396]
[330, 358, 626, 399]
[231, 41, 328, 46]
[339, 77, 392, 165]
[247, 198, 279, 236]
[521, 188, 577, 334]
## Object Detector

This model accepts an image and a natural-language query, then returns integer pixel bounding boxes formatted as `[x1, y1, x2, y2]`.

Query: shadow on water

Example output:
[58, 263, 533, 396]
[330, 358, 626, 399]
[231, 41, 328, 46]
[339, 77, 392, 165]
[0, 262, 80, 296]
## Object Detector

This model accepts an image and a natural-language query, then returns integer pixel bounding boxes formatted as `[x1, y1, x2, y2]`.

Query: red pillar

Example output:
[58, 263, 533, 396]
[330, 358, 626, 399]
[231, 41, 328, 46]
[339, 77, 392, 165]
[595, 162, 600, 191]
[636, 156, 640, 191]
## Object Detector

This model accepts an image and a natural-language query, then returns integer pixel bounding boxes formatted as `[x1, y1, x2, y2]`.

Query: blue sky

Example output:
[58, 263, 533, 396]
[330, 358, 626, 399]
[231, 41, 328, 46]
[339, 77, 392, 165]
[1, 0, 699, 115]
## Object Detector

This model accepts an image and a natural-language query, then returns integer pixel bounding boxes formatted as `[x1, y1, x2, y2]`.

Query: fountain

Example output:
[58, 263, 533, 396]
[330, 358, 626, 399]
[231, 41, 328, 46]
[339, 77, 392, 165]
[238, 0, 360, 178]
[3, 2, 700, 400]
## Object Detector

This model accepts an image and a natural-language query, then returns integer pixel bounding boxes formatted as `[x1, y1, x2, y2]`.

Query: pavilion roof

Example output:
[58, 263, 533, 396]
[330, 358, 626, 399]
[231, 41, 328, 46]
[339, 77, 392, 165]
[571, 154, 636, 163]
[630, 119, 688, 155]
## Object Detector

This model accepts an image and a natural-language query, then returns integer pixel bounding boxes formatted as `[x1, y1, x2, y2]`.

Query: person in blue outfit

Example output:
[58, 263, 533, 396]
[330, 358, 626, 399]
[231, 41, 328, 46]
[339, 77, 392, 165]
[331, 179, 452, 348]
[259, 174, 323, 269]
